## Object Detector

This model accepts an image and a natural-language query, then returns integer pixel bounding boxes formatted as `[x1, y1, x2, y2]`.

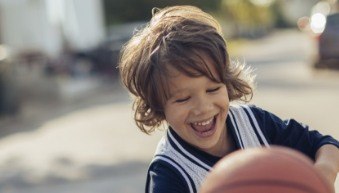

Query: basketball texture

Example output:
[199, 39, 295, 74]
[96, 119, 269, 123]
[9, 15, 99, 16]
[200, 146, 334, 193]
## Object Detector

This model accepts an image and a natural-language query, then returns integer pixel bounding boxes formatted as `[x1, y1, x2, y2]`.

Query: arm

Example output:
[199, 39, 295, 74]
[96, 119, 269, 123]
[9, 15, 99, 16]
[249, 105, 339, 160]
[248, 106, 339, 186]
[314, 144, 339, 185]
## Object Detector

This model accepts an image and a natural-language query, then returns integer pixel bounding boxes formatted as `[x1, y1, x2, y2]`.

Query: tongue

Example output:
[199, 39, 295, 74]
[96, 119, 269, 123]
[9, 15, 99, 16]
[192, 120, 213, 132]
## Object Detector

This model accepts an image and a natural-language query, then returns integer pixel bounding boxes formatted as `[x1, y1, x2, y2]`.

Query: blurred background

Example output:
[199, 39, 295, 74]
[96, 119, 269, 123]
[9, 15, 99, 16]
[0, 0, 338, 192]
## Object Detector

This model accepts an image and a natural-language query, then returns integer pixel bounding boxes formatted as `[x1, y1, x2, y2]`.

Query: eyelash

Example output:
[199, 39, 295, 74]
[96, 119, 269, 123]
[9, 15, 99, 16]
[175, 97, 190, 103]
[174, 87, 221, 103]
[207, 87, 221, 93]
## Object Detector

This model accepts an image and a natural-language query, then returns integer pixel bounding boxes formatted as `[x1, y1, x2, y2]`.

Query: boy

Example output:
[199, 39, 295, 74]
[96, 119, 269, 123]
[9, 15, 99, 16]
[119, 5, 339, 193]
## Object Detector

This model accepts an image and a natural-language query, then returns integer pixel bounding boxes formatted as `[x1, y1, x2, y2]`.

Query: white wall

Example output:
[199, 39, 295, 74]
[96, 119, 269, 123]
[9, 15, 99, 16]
[58, 0, 105, 51]
[65, 0, 105, 49]
[0, 0, 62, 57]
[0, 0, 105, 58]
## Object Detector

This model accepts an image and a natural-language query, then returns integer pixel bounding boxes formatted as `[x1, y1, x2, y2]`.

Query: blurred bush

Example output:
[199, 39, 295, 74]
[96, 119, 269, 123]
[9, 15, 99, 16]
[103, 0, 221, 25]
[103, 0, 291, 39]
[220, 0, 291, 38]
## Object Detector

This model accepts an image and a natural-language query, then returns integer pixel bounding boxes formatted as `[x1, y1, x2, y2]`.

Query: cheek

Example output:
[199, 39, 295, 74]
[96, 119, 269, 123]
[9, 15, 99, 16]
[218, 87, 230, 107]
[164, 104, 188, 126]
[218, 99, 229, 115]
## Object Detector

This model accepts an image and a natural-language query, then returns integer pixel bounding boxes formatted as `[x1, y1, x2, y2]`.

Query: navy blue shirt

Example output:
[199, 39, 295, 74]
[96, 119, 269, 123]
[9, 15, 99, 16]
[146, 105, 339, 193]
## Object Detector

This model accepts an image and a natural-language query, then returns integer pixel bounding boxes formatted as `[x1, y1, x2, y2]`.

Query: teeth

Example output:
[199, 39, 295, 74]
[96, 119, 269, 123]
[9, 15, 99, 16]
[192, 117, 213, 126]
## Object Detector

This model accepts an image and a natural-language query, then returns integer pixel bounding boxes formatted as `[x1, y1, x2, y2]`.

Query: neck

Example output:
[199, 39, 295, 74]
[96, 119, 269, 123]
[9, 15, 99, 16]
[207, 126, 235, 157]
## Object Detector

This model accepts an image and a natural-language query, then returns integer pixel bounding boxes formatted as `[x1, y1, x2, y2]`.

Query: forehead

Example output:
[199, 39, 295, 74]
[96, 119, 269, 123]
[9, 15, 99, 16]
[164, 53, 220, 91]
[165, 51, 220, 81]
[153, 50, 223, 106]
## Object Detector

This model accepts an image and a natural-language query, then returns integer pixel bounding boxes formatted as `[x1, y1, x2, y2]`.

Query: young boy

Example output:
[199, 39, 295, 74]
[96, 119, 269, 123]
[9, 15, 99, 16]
[119, 5, 339, 193]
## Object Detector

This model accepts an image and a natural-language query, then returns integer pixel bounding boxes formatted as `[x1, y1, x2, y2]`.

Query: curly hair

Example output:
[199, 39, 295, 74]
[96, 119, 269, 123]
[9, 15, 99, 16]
[119, 5, 254, 134]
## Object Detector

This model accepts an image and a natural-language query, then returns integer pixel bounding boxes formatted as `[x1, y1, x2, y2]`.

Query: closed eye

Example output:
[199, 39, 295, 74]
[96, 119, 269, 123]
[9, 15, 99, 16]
[175, 97, 190, 103]
[207, 87, 221, 93]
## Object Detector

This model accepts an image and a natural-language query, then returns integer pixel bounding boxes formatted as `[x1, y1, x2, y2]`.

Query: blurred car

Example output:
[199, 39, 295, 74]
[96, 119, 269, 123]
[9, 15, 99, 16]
[314, 13, 339, 69]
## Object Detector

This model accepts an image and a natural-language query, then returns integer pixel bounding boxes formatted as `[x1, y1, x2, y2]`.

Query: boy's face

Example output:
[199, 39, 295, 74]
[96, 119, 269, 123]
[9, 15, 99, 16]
[164, 55, 229, 157]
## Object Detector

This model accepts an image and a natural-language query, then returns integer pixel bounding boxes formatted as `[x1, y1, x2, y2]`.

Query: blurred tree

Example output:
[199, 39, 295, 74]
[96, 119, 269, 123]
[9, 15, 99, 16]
[103, 0, 221, 26]
[220, 0, 279, 38]
[271, 0, 295, 28]
[102, 0, 292, 38]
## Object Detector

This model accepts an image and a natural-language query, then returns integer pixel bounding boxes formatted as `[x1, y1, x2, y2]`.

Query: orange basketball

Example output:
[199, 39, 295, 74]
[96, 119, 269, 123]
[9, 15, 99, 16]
[200, 146, 334, 193]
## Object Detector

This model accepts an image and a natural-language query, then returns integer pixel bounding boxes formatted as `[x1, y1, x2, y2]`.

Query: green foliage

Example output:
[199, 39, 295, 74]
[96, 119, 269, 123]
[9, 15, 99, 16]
[102, 0, 291, 38]
[221, 0, 275, 26]
[218, 0, 289, 38]
[103, 0, 221, 26]
[271, 0, 292, 28]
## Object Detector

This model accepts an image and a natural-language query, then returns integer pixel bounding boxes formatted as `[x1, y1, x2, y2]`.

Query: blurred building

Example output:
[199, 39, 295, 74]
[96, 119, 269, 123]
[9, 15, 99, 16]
[0, 0, 106, 115]
[0, 0, 105, 58]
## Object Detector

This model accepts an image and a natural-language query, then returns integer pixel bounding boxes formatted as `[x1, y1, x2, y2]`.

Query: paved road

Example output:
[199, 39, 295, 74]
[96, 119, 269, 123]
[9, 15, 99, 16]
[0, 29, 338, 193]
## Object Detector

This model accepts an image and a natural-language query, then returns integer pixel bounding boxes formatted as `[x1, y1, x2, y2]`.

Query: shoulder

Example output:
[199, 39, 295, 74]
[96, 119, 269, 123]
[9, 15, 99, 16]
[229, 104, 262, 113]
[145, 133, 195, 193]
[229, 104, 268, 120]
[229, 104, 285, 123]
[228, 104, 271, 147]
[146, 156, 191, 193]
[230, 104, 265, 113]
[229, 104, 288, 138]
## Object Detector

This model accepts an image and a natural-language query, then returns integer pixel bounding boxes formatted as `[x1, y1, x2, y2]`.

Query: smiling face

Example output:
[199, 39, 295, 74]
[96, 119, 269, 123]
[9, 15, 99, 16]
[164, 55, 230, 157]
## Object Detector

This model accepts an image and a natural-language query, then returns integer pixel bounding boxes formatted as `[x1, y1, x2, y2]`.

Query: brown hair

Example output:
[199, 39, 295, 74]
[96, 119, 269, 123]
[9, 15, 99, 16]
[119, 5, 254, 134]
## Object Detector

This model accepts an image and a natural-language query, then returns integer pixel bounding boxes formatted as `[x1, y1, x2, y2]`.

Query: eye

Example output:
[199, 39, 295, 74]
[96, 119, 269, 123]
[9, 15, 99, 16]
[207, 87, 221, 93]
[175, 97, 190, 103]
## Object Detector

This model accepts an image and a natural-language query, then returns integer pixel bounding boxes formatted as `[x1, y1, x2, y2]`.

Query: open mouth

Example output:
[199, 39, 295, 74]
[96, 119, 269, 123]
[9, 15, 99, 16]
[190, 115, 217, 138]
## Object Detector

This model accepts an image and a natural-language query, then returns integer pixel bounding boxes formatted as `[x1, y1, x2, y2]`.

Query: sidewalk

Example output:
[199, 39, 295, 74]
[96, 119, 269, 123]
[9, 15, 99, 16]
[0, 78, 164, 193]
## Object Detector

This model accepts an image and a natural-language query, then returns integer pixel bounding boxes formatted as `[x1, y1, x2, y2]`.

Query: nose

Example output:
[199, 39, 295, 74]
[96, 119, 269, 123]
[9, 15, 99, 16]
[191, 95, 213, 116]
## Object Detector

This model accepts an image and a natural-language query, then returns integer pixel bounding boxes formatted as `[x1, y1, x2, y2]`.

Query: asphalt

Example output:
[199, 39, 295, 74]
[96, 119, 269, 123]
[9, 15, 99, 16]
[0, 29, 338, 193]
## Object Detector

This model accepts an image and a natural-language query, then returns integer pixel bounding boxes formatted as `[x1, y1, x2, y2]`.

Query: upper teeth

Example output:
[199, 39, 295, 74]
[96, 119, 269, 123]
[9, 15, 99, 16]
[193, 118, 213, 126]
